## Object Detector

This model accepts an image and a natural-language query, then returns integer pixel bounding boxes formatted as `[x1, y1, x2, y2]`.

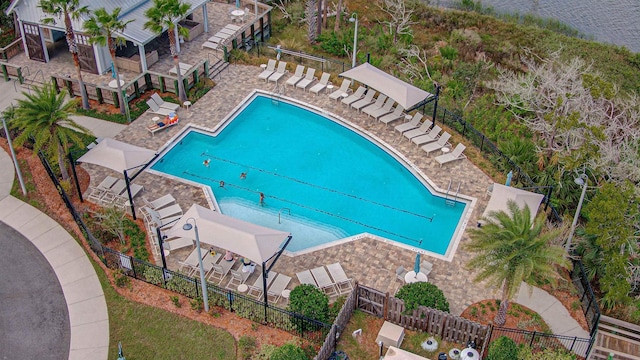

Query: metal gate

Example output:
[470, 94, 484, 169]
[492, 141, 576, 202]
[23, 23, 45, 62]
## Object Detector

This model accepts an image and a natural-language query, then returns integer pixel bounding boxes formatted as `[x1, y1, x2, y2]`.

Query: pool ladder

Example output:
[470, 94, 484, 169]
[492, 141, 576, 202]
[278, 208, 291, 224]
[271, 83, 285, 105]
[445, 180, 461, 207]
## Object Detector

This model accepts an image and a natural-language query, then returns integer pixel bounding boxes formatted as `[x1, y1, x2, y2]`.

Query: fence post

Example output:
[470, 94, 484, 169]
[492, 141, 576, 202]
[130, 255, 137, 279]
[530, 331, 536, 347]
[1, 64, 7, 81]
[383, 292, 389, 320]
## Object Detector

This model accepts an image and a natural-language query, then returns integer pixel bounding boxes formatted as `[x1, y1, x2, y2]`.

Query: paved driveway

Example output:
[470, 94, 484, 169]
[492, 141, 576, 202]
[0, 221, 70, 360]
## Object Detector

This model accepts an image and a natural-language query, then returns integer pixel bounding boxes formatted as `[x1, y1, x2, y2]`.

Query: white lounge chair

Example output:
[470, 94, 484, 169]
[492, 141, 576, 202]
[366, 97, 395, 119]
[379, 106, 405, 126]
[395, 113, 423, 134]
[178, 248, 203, 275]
[113, 184, 144, 208]
[268, 61, 288, 84]
[208, 258, 236, 284]
[329, 79, 351, 100]
[341, 86, 366, 106]
[226, 269, 251, 290]
[411, 125, 442, 146]
[351, 90, 378, 111]
[87, 176, 118, 203]
[163, 237, 194, 252]
[150, 93, 180, 111]
[311, 266, 338, 297]
[402, 120, 435, 141]
[142, 194, 176, 211]
[421, 132, 452, 156]
[435, 143, 467, 167]
[247, 272, 277, 299]
[296, 269, 318, 287]
[310, 73, 331, 95]
[146, 99, 174, 116]
[285, 65, 305, 87]
[258, 59, 277, 81]
[326, 263, 353, 295]
[267, 273, 292, 302]
[295, 68, 316, 91]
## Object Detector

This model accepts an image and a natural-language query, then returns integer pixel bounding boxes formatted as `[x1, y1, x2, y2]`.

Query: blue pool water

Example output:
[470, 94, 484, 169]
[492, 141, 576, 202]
[151, 95, 466, 254]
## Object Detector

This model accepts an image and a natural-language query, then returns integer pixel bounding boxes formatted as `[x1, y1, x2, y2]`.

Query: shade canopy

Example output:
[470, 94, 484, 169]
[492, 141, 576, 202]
[482, 183, 545, 224]
[339, 63, 433, 110]
[77, 138, 156, 173]
[164, 204, 291, 264]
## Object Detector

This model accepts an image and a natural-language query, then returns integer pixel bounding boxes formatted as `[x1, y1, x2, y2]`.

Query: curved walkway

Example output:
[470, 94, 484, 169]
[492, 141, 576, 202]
[516, 282, 590, 339]
[0, 148, 109, 359]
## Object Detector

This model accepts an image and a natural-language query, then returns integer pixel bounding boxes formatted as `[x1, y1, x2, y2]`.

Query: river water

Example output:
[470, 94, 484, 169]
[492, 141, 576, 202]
[436, 0, 640, 53]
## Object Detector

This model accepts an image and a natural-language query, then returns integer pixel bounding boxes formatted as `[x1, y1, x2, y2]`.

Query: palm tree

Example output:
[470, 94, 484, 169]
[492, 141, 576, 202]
[39, 0, 91, 110]
[84, 7, 134, 122]
[10, 84, 90, 181]
[465, 200, 569, 326]
[144, 0, 191, 102]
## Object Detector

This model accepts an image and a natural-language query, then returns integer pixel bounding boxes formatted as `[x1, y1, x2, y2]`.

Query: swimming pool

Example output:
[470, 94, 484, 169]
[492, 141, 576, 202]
[151, 93, 471, 257]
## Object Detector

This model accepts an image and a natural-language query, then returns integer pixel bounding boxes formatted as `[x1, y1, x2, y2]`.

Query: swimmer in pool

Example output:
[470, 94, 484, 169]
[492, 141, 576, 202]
[203, 159, 210, 167]
[240, 172, 247, 180]
[259, 192, 265, 206]
[219, 180, 225, 188]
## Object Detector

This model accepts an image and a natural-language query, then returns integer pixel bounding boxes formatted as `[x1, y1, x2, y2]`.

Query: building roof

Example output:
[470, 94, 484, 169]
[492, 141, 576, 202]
[7, 0, 209, 45]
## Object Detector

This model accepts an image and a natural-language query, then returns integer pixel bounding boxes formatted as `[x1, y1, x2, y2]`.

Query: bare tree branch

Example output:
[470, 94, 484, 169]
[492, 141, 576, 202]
[377, 0, 416, 43]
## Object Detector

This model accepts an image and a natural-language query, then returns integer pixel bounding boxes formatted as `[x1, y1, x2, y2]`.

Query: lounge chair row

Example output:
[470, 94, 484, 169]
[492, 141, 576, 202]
[201, 24, 240, 51]
[296, 262, 353, 297]
[342, 86, 407, 125]
[87, 176, 144, 208]
[259, 60, 336, 94]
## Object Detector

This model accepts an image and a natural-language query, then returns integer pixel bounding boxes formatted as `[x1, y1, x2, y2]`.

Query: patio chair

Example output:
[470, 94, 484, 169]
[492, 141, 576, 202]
[267, 273, 292, 302]
[411, 125, 442, 147]
[178, 248, 203, 275]
[247, 271, 277, 299]
[146, 99, 174, 116]
[162, 237, 194, 252]
[295, 68, 317, 91]
[366, 97, 395, 119]
[192, 251, 222, 278]
[100, 179, 127, 204]
[311, 266, 339, 297]
[402, 120, 435, 141]
[421, 132, 452, 156]
[350, 90, 378, 111]
[87, 176, 118, 203]
[379, 106, 405, 126]
[226, 269, 251, 290]
[142, 204, 183, 223]
[435, 143, 467, 167]
[268, 61, 288, 84]
[142, 194, 176, 211]
[147, 113, 179, 136]
[421, 261, 434, 276]
[296, 269, 318, 287]
[113, 183, 145, 208]
[258, 59, 277, 81]
[326, 263, 353, 295]
[394, 113, 423, 134]
[150, 93, 180, 111]
[309, 73, 331, 95]
[208, 258, 236, 284]
[341, 86, 366, 106]
[329, 79, 351, 100]
[285, 65, 305, 87]
[396, 266, 408, 284]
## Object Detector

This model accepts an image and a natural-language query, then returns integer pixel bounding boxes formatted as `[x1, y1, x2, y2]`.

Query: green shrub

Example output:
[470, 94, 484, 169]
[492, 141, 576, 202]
[113, 268, 130, 288]
[517, 345, 577, 359]
[288, 284, 330, 324]
[270, 343, 310, 360]
[487, 336, 518, 360]
[170, 296, 181, 308]
[395, 282, 450, 313]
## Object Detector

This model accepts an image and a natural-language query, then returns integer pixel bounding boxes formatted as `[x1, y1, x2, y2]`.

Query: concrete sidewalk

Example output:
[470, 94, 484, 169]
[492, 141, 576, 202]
[516, 282, 590, 339]
[0, 147, 109, 359]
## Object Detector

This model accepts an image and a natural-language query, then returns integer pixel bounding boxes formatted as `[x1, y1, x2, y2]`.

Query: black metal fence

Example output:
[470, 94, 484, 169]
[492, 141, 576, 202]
[571, 259, 601, 338]
[487, 326, 592, 359]
[38, 152, 332, 343]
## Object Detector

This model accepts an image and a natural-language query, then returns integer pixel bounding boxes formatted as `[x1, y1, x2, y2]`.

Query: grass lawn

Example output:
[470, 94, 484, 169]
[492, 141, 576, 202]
[93, 261, 236, 360]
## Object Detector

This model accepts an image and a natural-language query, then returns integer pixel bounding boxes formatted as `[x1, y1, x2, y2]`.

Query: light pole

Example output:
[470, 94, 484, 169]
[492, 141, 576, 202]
[565, 174, 588, 253]
[183, 218, 209, 312]
[349, 13, 358, 69]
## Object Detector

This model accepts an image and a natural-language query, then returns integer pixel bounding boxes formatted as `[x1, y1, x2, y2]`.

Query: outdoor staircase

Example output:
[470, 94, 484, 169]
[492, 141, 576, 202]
[208, 57, 229, 82]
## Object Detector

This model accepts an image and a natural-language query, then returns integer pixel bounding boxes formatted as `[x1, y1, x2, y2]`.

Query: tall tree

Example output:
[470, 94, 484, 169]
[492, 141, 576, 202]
[39, 0, 90, 110]
[84, 8, 134, 121]
[465, 201, 569, 326]
[144, 0, 191, 102]
[378, 0, 416, 43]
[334, 0, 342, 32]
[10, 85, 90, 181]
[306, 0, 317, 42]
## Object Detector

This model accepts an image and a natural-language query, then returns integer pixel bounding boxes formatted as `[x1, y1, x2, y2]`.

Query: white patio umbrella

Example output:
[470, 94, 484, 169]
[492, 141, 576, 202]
[77, 138, 155, 173]
[339, 63, 433, 110]
[480, 184, 545, 226]
[76, 138, 156, 219]
[164, 204, 292, 304]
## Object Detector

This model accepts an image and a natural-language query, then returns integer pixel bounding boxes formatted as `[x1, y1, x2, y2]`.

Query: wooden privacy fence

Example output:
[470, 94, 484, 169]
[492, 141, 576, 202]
[588, 315, 640, 360]
[355, 284, 490, 350]
[315, 285, 358, 360]
[0, 36, 23, 60]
